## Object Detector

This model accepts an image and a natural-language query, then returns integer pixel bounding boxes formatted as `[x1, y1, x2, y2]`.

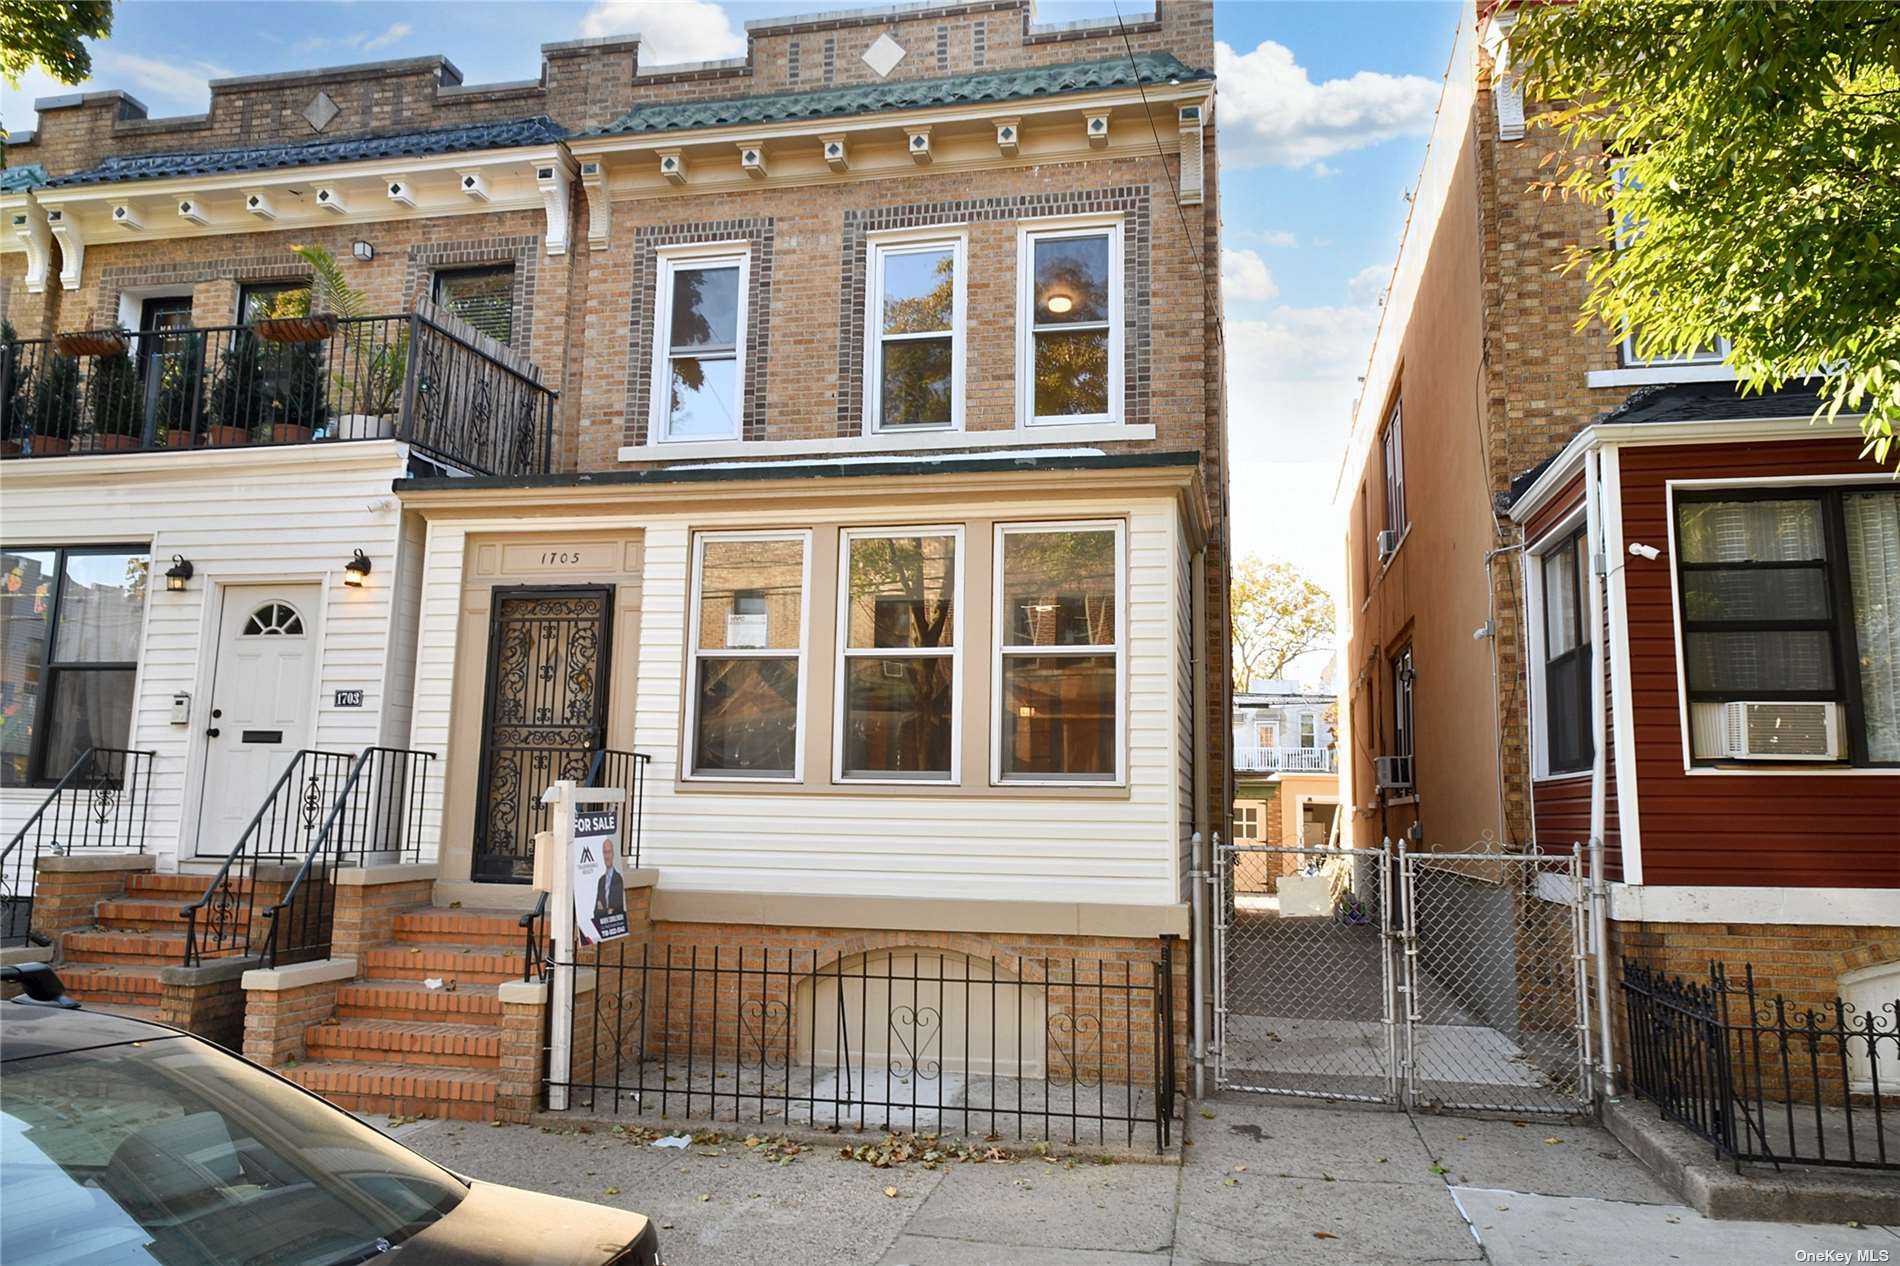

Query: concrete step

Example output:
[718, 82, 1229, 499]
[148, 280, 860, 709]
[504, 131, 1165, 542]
[58, 963, 165, 1008]
[304, 1018, 503, 1070]
[335, 979, 502, 1026]
[284, 1060, 499, 1122]
[362, 943, 527, 986]
[62, 929, 188, 966]
[392, 907, 524, 948]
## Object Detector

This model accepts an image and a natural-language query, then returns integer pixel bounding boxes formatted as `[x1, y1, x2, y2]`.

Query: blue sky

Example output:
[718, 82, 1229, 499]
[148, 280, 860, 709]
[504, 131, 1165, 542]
[1, 0, 1461, 629]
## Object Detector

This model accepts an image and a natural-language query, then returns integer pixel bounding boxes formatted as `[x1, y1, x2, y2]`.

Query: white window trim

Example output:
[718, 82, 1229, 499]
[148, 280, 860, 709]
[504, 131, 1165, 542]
[1524, 503, 1589, 782]
[683, 527, 811, 783]
[832, 525, 966, 785]
[990, 518, 1128, 786]
[1663, 474, 1900, 776]
[648, 240, 752, 446]
[1015, 214, 1124, 429]
[864, 227, 968, 435]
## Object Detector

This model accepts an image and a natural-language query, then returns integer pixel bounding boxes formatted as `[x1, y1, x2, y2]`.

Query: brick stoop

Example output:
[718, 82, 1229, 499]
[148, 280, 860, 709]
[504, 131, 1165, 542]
[277, 907, 526, 1122]
[53, 871, 232, 1017]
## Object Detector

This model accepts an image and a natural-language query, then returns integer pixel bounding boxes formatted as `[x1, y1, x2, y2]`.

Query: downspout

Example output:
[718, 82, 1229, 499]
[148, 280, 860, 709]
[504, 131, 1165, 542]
[1189, 547, 1212, 1098]
[1583, 447, 1617, 1097]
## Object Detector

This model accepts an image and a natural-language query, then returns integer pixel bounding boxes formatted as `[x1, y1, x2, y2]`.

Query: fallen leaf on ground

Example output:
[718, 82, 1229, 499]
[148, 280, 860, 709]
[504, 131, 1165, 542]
[1314, 1231, 1338, 1240]
[883, 1186, 898, 1198]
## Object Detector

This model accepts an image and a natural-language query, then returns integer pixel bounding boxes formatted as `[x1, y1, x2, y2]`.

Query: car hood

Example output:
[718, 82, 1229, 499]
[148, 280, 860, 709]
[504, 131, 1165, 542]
[390, 1180, 654, 1265]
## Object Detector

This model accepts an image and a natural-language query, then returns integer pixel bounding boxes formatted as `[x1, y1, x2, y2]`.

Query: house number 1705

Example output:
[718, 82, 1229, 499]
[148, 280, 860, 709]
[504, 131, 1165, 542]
[541, 550, 583, 565]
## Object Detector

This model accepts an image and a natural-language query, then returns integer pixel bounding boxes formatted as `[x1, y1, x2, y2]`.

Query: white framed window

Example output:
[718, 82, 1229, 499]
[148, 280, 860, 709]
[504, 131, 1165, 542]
[649, 243, 750, 443]
[1016, 217, 1123, 427]
[866, 230, 966, 433]
[835, 527, 962, 782]
[685, 530, 809, 780]
[1298, 713, 1316, 749]
[1233, 804, 1261, 840]
[993, 520, 1125, 783]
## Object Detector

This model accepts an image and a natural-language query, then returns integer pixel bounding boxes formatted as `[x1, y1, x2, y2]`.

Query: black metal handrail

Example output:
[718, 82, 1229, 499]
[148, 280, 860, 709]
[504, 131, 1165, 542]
[519, 890, 549, 984]
[583, 748, 651, 870]
[1623, 958, 1898, 1172]
[2, 748, 154, 947]
[1, 312, 552, 476]
[257, 746, 435, 968]
[181, 748, 355, 966]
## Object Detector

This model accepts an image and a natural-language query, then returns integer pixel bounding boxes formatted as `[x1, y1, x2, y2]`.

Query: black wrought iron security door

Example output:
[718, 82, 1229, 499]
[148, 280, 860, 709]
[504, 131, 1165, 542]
[472, 586, 613, 883]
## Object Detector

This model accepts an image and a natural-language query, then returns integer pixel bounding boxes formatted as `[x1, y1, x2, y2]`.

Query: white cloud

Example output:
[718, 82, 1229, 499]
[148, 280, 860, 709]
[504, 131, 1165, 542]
[1214, 38, 1440, 170]
[1257, 229, 1298, 248]
[1221, 247, 1279, 304]
[44, 50, 233, 117]
[1345, 263, 1389, 306]
[361, 23, 413, 53]
[580, 0, 747, 65]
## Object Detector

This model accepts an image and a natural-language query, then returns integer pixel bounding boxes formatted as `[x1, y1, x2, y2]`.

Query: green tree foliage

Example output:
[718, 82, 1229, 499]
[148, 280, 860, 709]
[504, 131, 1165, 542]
[1510, 0, 1900, 460]
[0, 2, 113, 92]
[1230, 555, 1334, 689]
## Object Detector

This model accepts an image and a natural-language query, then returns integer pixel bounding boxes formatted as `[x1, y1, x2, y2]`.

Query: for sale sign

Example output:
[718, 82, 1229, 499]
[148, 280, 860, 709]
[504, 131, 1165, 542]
[572, 807, 628, 945]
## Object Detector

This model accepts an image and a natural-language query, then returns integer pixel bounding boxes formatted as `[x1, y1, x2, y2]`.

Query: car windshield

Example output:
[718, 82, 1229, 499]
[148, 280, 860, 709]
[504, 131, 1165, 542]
[1, 1035, 466, 1266]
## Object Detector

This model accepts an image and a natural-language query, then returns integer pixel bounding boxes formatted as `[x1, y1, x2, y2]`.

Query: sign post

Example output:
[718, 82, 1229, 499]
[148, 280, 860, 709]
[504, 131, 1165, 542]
[538, 779, 628, 1112]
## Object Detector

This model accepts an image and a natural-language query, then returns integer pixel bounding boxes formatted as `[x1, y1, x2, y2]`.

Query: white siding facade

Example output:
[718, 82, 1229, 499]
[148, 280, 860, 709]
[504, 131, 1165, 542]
[0, 442, 421, 871]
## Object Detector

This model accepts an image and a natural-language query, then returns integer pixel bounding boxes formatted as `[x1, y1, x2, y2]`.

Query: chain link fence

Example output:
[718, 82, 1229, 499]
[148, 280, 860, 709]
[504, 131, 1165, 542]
[1216, 838, 1593, 1117]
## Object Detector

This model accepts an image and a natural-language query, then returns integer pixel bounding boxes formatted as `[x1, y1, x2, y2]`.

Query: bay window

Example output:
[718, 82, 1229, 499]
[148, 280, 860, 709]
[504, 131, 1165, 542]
[1019, 220, 1121, 426]
[1540, 527, 1594, 775]
[688, 532, 806, 778]
[995, 523, 1123, 782]
[0, 546, 148, 785]
[651, 247, 748, 442]
[867, 235, 964, 432]
[1675, 487, 1899, 765]
[837, 529, 959, 780]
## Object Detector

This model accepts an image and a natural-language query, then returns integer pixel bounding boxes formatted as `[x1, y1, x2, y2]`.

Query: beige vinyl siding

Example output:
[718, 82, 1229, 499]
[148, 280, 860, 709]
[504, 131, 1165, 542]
[1172, 526, 1195, 903]
[406, 495, 1187, 906]
[0, 443, 416, 871]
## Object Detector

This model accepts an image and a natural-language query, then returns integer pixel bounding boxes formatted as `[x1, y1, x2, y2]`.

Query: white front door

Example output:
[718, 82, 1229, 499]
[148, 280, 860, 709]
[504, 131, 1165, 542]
[196, 585, 319, 856]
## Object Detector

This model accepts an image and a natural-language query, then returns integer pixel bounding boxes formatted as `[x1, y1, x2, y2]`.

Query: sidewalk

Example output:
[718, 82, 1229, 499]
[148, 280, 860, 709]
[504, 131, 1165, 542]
[392, 1094, 1896, 1264]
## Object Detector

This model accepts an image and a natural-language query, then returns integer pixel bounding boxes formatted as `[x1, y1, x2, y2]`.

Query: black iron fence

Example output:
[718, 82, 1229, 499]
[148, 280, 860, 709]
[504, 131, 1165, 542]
[0, 310, 552, 476]
[1, 748, 154, 946]
[181, 746, 434, 968]
[549, 940, 1178, 1151]
[1622, 959, 1898, 1172]
[182, 749, 356, 966]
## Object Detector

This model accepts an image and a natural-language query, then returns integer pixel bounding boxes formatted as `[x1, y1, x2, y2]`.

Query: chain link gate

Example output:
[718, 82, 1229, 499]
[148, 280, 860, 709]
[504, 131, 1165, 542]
[1215, 838, 1594, 1116]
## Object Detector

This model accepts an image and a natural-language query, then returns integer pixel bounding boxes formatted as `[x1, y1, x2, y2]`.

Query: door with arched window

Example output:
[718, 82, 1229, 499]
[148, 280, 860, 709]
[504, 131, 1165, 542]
[196, 584, 320, 855]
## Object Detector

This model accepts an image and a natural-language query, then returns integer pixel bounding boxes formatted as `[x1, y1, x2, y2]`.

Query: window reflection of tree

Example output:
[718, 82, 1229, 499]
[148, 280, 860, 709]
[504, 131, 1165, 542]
[667, 266, 739, 424]
[879, 252, 955, 427]
[845, 536, 956, 774]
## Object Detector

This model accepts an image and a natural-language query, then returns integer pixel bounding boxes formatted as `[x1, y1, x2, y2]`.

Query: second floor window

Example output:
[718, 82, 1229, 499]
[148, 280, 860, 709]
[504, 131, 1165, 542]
[1381, 401, 1407, 540]
[652, 247, 748, 442]
[432, 264, 515, 345]
[239, 282, 311, 323]
[868, 236, 964, 432]
[1541, 527, 1594, 775]
[1299, 713, 1316, 749]
[1020, 220, 1121, 426]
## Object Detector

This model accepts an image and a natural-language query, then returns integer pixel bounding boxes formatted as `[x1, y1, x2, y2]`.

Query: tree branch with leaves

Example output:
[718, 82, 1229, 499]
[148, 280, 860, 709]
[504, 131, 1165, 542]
[1230, 556, 1335, 690]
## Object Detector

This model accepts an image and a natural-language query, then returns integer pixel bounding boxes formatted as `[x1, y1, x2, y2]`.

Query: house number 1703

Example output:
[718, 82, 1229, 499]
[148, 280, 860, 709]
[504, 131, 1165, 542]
[541, 550, 583, 565]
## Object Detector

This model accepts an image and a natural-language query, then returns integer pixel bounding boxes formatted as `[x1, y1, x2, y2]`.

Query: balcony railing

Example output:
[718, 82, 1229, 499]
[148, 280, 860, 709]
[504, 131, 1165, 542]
[1233, 745, 1337, 774]
[0, 308, 552, 477]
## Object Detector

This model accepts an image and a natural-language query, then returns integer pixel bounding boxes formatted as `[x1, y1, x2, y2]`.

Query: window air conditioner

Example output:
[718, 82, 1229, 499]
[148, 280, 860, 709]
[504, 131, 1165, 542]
[1376, 529, 1399, 562]
[1374, 755, 1413, 790]
[1722, 701, 1842, 761]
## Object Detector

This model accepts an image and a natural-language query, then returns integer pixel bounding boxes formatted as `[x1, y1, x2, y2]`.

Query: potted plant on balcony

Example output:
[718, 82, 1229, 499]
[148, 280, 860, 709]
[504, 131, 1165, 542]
[26, 352, 80, 455]
[0, 320, 25, 457]
[86, 344, 144, 450]
[52, 328, 130, 358]
[261, 333, 330, 443]
[291, 244, 406, 439]
[153, 334, 206, 447]
[206, 328, 264, 446]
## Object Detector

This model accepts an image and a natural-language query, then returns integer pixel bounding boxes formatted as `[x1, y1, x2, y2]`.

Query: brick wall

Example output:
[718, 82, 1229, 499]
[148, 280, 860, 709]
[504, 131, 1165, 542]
[28, 856, 151, 943]
[331, 876, 437, 961]
[244, 976, 345, 1066]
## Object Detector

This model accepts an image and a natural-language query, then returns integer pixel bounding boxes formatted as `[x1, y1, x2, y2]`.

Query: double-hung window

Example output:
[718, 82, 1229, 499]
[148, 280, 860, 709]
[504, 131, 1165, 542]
[687, 532, 807, 779]
[432, 264, 516, 345]
[1298, 713, 1316, 749]
[1675, 488, 1900, 766]
[867, 234, 965, 432]
[1390, 645, 1414, 786]
[837, 529, 960, 781]
[1019, 219, 1122, 426]
[1609, 167, 1731, 369]
[651, 246, 748, 442]
[1540, 527, 1594, 774]
[995, 522, 1123, 782]
[0, 546, 148, 785]
[1381, 402, 1407, 541]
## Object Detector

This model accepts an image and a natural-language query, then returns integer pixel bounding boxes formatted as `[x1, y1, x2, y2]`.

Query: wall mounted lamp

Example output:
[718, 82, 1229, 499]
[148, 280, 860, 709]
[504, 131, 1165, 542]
[164, 555, 194, 592]
[343, 549, 372, 587]
[352, 239, 375, 261]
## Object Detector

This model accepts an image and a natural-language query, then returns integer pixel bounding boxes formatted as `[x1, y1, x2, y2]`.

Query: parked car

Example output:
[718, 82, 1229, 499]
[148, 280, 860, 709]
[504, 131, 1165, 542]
[1, 964, 661, 1265]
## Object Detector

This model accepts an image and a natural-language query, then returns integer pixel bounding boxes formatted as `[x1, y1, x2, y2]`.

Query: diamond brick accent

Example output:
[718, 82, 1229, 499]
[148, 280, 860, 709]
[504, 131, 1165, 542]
[862, 32, 905, 79]
[302, 91, 340, 133]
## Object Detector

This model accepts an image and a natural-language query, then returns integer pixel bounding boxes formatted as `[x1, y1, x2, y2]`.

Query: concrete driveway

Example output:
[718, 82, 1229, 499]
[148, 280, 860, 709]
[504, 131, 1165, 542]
[392, 1094, 1895, 1265]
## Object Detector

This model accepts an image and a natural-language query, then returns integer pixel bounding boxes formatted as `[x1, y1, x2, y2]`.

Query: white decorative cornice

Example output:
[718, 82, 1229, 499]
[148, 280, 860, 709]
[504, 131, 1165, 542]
[577, 158, 610, 251]
[9, 198, 51, 293]
[44, 206, 84, 289]
[534, 156, 573, 256]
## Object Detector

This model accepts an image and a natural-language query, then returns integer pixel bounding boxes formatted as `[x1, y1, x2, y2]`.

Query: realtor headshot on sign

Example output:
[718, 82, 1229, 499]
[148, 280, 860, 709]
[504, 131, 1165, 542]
[594, 836, 627, 922]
